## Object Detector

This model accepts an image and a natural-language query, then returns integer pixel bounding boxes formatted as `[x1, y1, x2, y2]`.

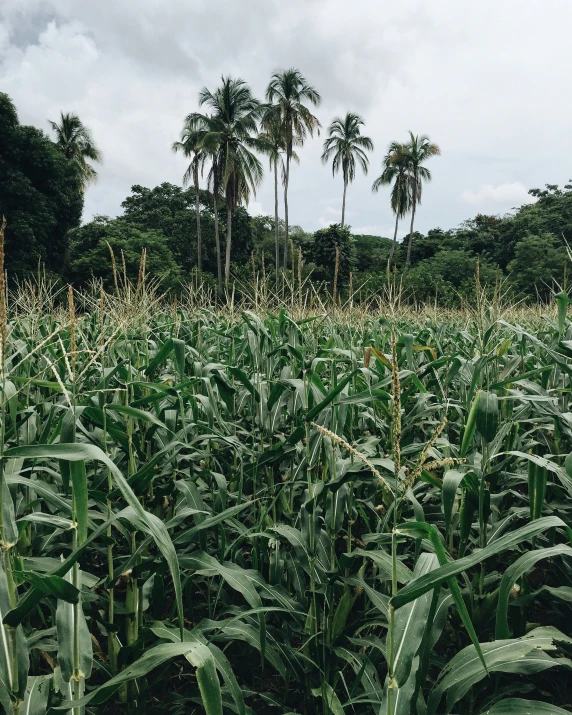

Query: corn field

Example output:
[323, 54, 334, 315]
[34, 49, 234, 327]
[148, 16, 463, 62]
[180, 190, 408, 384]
[0, 280, 572, 715]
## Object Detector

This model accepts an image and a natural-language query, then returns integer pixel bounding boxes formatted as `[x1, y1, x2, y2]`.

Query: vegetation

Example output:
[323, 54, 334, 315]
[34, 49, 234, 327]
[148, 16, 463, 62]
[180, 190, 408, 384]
[372, 142, 411, 267]
[0, 240, 571, 712]
[398, 132, 441, 273]
[1, 53, 572, 715]
[48, 111, 103, 187]
[266, 68, 321, 270]
[321, 112, 373, 228]
[0, 80, 570, 307]
[0, 95, 83, 275]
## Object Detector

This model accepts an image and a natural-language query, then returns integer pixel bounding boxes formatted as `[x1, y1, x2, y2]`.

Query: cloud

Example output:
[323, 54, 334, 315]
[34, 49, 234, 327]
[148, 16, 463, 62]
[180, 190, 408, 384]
[460, 183, 537, 208]
[1, 0, 570, 236]
[352, 224, 396, 238]
[247, 201, 265, 217]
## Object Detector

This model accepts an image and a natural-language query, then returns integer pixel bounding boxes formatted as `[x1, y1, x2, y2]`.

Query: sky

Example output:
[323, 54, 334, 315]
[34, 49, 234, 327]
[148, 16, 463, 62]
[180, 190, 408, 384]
[1, 0, 571, 240]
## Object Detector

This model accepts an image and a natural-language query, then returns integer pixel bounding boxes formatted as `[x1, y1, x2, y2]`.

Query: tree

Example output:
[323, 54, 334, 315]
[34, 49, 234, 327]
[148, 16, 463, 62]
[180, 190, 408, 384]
[121, 182, 215, 276]
[304, 223, 355, 290]
[67, 216, 182, 291]
[507, 232, 567, 300]
[0, 93, 83, 275]
[266, 69, 321, 270]
[259, 110, 285, 282]
[321, 112, 373, 227]
[259, 107, 301, 282]
[48, 111, 102, 187]
[198, 77, 264, 287]
[372, 141, 412, 266]
[405, 249, 497, 305]
[403, 132, 440, 274]
[173, 115, 208, 271]
[205, 147, 224, 290]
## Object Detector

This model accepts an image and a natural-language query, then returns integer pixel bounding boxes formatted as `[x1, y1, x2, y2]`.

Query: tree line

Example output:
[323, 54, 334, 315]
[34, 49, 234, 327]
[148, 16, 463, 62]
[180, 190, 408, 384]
[170, 70, 441, 289]
[0, 81, 569, 305]
[1, 66, 441, 290]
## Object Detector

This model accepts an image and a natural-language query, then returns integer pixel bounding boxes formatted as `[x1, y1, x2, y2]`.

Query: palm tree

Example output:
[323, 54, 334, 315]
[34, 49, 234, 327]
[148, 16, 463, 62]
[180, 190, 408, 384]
[205, 147, 224, 291]
[403, 131, 441, 273]
[321, 112, 373, 228]
[266, 69, 321, 270]
[48, 112, 102, 187]
[199, 77, 264, 287]
[172, 115, 208, 271]
[258, 112, 285, 283]
[259, 107, 301, 282]
[372, 141, 412, 266]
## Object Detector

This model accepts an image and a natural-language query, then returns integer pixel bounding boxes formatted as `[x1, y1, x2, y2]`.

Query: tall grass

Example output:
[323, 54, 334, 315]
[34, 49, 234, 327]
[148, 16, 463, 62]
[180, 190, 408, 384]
[0, 269, 569, 713]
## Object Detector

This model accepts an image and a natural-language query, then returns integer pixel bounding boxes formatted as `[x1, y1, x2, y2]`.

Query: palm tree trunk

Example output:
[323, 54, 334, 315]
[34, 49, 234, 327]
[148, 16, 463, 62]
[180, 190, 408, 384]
[274, 160, 279, 286]
[404, 187, 417, 276]
[388, 212, 399, 265]
[194, 165, 202, 272]
[341, 177, 348, 228]
[283, 151, 290, 271]
[213, 193, 222, 292]
[225, 203, 232, 287]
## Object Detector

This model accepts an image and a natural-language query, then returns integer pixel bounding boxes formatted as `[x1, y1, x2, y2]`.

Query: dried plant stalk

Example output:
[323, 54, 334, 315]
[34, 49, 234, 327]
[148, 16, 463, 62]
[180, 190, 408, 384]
[107, 242, 120, 297]
[0, 217, 7, 371]
[312, 421, 393, 505]
[333, 245, 340, 304]
[68, 284, 76, 377]
[390, 330, 401, 477]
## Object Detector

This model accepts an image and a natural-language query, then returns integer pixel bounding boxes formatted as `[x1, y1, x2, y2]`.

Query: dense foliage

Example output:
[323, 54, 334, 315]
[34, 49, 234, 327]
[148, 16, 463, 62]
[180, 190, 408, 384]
[1, 91, 570, 305]
[1, 285, 572, 714]
[0, 94, 83, 275]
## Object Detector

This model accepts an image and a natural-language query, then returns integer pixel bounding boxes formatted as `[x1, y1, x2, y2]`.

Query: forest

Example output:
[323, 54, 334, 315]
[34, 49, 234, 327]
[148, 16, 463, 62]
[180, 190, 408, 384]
[1, 85, 569, 306]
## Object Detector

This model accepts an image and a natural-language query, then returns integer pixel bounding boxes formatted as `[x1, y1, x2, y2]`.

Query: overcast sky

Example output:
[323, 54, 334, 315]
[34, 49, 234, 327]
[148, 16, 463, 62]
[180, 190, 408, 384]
[1, 0, 571, 239]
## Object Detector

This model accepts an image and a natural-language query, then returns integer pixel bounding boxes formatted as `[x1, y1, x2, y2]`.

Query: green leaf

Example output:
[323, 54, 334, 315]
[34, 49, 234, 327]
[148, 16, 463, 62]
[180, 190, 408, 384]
[144, 338, 174, 376]
[305, 368, 360, 421]
[56, 570, 92, 683]
[16, 570, 79, 603]
[428, 628, 571, 715]
[311, 683, 345, 715]
[482, 698, 572, 714]
[392, 517, 568, 609]
[0, 560, 28, 705]
[20, 675, 52, 715]
[3, 516, 114, 627]
[188, 644, 223, 715]
[442, 470, 465, 535]
[393, 553, 439, 687]
[70, 460, 88, 544]
[5, 443, 184, 639]
[106, 403, 172, 433]
[495, 545, 572, 639]
[58, 642, 221, 710]
[392, 522, 487, 672]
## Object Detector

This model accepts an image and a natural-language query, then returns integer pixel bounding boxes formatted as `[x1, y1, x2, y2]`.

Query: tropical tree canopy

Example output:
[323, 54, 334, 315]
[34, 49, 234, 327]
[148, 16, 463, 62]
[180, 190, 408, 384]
[0, 93, 83, 274]
[321, 112, 373, 183]
[266, 68, 321, 268]
[197, 76, 265, 283]
[402, 131, 441, 270]
[372, 141, 412, 263]
[322, 111, 373, 226]
[48, 111, 102, 186]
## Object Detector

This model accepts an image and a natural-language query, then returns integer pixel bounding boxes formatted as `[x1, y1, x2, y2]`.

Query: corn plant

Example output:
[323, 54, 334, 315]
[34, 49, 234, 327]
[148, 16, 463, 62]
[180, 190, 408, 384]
[0, 248, 570, 713]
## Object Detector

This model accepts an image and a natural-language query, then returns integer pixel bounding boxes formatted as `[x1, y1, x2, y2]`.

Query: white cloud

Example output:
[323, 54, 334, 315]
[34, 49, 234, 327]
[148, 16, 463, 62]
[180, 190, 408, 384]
[460, 183, 537, 208]
[1, 0, 569, 236]
[352, 224, 396, 238]
[247, 201, 265, 217]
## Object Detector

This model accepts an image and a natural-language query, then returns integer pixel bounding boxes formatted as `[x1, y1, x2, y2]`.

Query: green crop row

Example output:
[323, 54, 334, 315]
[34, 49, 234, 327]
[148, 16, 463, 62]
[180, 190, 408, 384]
[0, 289, 571, 714]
